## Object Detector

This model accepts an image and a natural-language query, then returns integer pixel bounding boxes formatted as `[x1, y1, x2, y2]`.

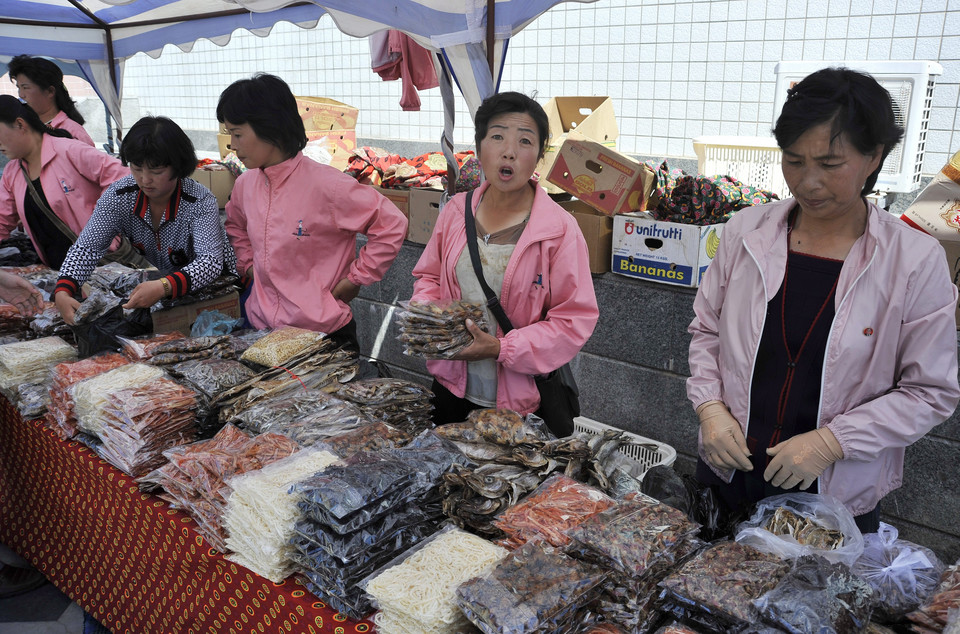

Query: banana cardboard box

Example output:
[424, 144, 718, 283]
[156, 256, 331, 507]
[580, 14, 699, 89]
[611, 214, 723, 288]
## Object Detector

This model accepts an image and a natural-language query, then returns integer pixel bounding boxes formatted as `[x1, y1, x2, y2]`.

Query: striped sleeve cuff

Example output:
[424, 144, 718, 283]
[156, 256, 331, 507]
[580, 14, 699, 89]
[166, 272, 191, 299]
[55, 277, 79, 297]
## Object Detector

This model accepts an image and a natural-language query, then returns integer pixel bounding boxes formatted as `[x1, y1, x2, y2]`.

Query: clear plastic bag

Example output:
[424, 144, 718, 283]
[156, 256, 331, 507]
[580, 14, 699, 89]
[168, 358, 256, 401]
[239, 326, 325, 367]
[396, 299, 488, 360]
[853, 522, 943, 622]
[17, 381, 50, 418]
[907, 560, 960, 632]
[191, 309, 243, 337]
[753, 554, 875, 634]
[455, 539, 608, 634]
[734, 492, 864, 567]
[658, 540, 790, 633]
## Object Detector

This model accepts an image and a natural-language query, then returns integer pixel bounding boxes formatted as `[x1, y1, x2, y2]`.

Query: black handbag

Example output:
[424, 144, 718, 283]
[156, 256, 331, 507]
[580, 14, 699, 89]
[463, 190, 580, 437]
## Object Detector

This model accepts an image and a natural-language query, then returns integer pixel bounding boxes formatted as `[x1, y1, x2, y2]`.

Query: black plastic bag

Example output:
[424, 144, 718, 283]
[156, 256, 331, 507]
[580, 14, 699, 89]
[72, 305, 153, 358]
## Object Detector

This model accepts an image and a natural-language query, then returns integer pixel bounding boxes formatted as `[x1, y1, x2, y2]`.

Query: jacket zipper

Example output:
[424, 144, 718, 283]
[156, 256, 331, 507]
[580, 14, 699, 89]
[742, 240, 769, 448]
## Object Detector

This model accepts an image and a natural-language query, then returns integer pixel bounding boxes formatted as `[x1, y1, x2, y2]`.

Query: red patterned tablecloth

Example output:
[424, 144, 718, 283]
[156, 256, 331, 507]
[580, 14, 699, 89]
[0, 397, 374, 634]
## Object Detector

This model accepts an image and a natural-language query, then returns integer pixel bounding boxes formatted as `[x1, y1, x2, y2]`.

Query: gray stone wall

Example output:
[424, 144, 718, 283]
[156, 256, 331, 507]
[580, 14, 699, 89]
[353, 238, 960, 564]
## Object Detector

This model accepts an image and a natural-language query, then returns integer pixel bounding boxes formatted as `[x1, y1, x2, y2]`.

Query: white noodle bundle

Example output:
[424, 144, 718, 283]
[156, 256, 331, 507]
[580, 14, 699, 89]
[72, 363, 164, 437]
[224, 448, 339, 582]
[365, 527, 508, 634]
[0, 336, 75, 396]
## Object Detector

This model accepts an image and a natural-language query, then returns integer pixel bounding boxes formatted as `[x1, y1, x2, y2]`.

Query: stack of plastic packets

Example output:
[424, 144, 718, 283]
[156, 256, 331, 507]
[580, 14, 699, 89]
[564, 492, 703, 632]
[290, 431, 470, 619]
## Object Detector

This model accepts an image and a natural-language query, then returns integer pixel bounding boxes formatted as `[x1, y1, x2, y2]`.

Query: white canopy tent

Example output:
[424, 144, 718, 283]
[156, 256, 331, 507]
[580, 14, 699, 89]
[0, 0, 598, 167]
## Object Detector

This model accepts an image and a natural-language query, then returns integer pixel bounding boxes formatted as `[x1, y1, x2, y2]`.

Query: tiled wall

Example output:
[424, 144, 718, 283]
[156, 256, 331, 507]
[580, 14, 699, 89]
[118, 0, 960, 174]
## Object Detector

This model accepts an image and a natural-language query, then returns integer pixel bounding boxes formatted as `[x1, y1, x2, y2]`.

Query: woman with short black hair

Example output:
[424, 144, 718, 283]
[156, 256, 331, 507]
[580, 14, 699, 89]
[218, 73, 406, 351]
[688, 67, 960, 532]
[8, 54, 94, 147]
[54, 116, 237, 324]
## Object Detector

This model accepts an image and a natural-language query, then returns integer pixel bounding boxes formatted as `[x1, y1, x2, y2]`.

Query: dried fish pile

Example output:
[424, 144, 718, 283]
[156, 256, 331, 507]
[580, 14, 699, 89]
[364, 527, 508, 634]
[290, 433, 468, 619]
[0, 336, 76, 400]
[493, 474, 615, 550]
[72, 363, 164, 438]
[455, 539, 608, 634]
[318, 421, 409, 457]
[29, 305, 72, 341]
[97, 377, 199, 477]
[764, 506, 845, 550]
[336, 378, 434, 435]
[908, 561, 960, 633]
[72, 287, 121, 325]
[397, 299, 488, 359]
[754, 554, 875, 634]
[214, 341, 358, 423]
[137, 424, 300, 552]
[223, 448, 340, 582]
[436, 409, 631, 536]
[46, 353, 130, 439]
[143, 335, 233, 366]
[229, 390, 380, 449]
[239, 326, 326, 367]
[566, 491, 702, 632]
[853, 524, 943, 622]
[167, 358, 257, 437]
[659, 541, 790, 632]
[119, 332, 186, 361]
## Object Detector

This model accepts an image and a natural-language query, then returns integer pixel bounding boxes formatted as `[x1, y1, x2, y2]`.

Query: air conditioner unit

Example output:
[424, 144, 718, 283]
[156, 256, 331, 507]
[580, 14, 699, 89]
[773, 61, 942, 195]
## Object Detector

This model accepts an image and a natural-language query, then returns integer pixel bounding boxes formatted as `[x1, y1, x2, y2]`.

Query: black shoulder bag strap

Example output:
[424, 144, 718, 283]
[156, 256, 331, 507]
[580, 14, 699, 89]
[463, 189, 515, 335]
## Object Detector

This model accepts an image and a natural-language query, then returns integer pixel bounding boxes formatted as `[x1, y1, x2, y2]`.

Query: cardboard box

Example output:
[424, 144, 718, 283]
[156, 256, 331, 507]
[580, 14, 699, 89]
[190, 167, 236, 209]
[372, 186, 411, 219]
[538, 96, 618, 194]
[295, 96, 359, 132]
[151, 291, 241, 334]
[547, 131, 656, 216]
[217, 133, 232, 159]
[406, 188, 444, 244]
[611, 214, 723, 287]
[558, 199, 613, 274]
[303, 129, 357, 172]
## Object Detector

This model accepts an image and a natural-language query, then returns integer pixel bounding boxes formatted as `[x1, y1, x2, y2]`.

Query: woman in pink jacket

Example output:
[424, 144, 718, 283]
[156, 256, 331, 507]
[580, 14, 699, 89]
[218, 74, 407, 351]
[0, 96, 127, 269]
[412, 91, 599, 430]
[688, 68, 960, 532]
[8, 55, 95, 147]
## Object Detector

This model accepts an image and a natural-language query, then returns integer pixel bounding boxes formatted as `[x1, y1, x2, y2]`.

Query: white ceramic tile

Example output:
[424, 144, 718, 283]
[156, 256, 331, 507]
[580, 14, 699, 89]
[844, 38, 870, 59]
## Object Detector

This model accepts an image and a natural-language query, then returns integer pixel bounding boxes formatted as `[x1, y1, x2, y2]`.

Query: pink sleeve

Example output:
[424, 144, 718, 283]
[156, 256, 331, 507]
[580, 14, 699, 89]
[411, 197, 459, 303]
[0, 168, 21, 242]
[330, 177, 407, 287]
[224, 177, 253, 277]
[64, 141, 127, 189]
[496, 223, 599, 376]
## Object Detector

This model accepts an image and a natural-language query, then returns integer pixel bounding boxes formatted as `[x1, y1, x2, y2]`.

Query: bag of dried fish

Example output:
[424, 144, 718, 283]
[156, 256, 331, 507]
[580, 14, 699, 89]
[46, 352, 131, 439]
[224, 328, 270, 355]
[469, 408, 552, 445]
[658, 540, 790, 633]
[335, 377, 434, 434]
[753, 554, 875, 634]
[567, 492, 700, 579]
[362, 526, 509, 634]
[17, 382, 50, 419]
[0, 336, 76, 399]
[651, 622, 703, 634]
[316, 421, 408, 457]
[455, 539, 608, 634]
[852, 522, 943, 622]
[71, 362, 165, 438]
[735, 492, 864, 567]
[239, 326, 326, 367]
[946, 607, 960, 634]
[169, 358, 256, 401]
[494, 474, 615, 549]
[396, 299, 488, 360]
[907, 560, 960, 633]
[118, 332, 186, 360]
[72, 287, 121, 325]
[29, 305, 71, 340]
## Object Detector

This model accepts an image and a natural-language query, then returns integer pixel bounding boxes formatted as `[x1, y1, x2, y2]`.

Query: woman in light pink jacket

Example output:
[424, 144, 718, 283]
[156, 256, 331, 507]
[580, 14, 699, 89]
[412, 92, 599, 430]
[688, 68, 960, 532]
[219, 74, 406, 351]
[8, 55, 96, 147]
[0, 96, 127, 269]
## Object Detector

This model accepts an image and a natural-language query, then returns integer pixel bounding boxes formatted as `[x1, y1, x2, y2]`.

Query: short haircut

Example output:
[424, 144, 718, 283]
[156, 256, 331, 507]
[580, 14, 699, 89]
[120, 116, 197, 179]
[216, 73, 306, 159]
[774, 67, 904, 195]
[474, 91, 549, 160]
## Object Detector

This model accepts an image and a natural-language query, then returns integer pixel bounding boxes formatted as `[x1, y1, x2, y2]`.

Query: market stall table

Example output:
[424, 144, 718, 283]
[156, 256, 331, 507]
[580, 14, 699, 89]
[0, 397, 373, 633]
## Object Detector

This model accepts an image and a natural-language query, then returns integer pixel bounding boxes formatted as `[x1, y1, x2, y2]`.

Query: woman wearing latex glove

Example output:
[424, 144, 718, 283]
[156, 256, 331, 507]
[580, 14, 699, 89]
[686, 68, 960, 533]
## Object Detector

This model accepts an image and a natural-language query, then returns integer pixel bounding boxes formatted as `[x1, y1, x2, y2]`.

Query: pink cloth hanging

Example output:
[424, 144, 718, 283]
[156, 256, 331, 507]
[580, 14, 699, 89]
[371, 30, 439, 111]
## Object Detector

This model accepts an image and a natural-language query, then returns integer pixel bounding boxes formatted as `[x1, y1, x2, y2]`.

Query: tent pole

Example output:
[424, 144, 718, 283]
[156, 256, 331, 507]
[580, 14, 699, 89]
[66, 0, 121, 143]
[486, 0, 495, 78]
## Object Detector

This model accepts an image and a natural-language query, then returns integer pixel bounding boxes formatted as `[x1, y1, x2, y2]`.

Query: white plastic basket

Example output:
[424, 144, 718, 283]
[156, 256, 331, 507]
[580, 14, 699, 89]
[692, 135, 791, 200]
[573, 416, 676, 476]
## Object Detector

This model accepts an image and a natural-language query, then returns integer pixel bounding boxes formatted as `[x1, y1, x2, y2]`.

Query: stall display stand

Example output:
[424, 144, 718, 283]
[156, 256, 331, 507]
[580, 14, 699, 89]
[0, 397, 373, 634]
